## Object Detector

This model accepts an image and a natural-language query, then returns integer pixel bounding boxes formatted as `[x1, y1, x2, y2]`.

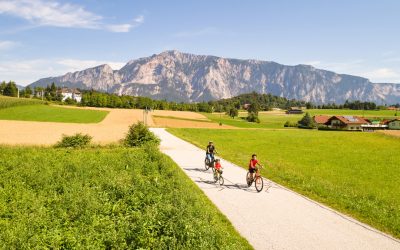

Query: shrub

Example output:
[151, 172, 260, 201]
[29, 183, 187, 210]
[55, 133, 92, 148]
[284, 121, 298, 127]
[124, 122, 160, 147]
[246, 112, 260, 123]
[64, 97, 77, 105]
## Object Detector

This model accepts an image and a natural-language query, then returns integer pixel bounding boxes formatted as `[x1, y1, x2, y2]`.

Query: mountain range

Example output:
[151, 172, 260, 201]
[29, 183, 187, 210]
[29, 50, 400, 104]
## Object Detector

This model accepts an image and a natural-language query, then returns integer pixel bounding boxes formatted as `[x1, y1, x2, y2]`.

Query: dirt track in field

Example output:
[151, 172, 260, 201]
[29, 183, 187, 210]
[0, 106, 237, 145]
[0, 107, 154, 145]
[152, 117, 234, 128]
[152, 110, 210, 120]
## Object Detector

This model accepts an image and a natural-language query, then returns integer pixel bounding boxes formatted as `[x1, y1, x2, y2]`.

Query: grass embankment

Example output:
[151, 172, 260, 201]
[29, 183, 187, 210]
[168, 128, 400, 238]
[0, 95, 43, 109]
[204, 109, 398, 129]
[0, 145, 251, 249]
[0, 105, 108, 123]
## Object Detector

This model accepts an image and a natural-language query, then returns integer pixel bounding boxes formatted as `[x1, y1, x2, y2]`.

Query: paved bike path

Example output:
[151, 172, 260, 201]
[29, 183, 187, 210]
[151, 128, 400, 250]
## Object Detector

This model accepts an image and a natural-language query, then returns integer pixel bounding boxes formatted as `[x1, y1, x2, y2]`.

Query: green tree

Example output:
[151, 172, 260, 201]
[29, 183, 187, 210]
[228, 107, 238, 119]
[248, 101, 260, 115]
[3, 81, 18, 97]
[246, 112, 260, 123]
[0, 81, 6, 95]
[298, 112, 316, 128]
[24, 86, 33, 97]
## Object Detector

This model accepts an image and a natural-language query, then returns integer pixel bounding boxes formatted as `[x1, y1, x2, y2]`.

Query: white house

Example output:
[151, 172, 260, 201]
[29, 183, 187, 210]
[57, 88, 82, 103]
[386, 119, 400, 130]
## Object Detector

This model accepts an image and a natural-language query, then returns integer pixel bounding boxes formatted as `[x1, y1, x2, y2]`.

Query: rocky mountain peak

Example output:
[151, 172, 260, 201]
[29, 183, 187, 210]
[29, 51, 400, 104]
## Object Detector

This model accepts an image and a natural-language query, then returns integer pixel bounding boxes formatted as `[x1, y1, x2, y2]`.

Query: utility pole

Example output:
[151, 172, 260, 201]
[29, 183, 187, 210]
[143, 106, 148, 126]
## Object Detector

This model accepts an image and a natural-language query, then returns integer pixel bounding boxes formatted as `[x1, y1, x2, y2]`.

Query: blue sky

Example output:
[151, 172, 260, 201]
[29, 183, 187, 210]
[0, 0, 399, 85]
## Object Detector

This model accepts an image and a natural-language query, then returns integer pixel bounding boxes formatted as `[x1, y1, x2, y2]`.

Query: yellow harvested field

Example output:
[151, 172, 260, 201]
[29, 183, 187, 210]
[151, 110, 209, 120]
[152, 117, 234, 128]
[379, 130, 400, 138]
[0, 107, 153, 145]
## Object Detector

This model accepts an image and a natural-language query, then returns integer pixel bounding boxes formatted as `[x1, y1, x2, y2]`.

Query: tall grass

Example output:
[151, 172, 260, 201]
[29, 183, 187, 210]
[169, 128, 400, 238]
[0, 145, 251, 249]
[0, 95, 43, 109]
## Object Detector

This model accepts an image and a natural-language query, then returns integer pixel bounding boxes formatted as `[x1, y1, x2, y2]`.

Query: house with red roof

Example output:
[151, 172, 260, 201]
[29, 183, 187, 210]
[324, 116, 369, 131]
[313, 115, 331, 127]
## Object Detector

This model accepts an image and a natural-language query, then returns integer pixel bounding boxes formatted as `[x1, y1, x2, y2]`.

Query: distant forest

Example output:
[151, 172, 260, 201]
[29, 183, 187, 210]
[1, 81, 399, 112]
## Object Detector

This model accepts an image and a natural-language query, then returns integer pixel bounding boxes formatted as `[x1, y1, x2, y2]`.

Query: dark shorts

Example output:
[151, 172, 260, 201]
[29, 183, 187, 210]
[249, 168, 257, 173]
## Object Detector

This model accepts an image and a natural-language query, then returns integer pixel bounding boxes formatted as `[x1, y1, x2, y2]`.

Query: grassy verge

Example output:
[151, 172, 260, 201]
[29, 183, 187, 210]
[0, 96, 43, 109]
[168, 128, 400, 238]
[0, 145, 252, 249]
[0, 105, 108, 123]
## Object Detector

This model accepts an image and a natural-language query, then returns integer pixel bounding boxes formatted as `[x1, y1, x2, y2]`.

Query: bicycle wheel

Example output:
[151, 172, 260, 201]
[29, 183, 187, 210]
[255, 176, 264, 192]
[213, 173, 218, 183]
[246, 172, 252, 187]
[204, 158, 210, 170]
[219, 176, 224, 186]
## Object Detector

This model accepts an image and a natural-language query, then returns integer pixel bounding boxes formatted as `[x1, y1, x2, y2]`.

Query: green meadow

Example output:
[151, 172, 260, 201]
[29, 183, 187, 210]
[0, 145, 251, 249]
[204, 109, 398, 129]
[0, 105, 108, 123]
[168, 128, 400, 238]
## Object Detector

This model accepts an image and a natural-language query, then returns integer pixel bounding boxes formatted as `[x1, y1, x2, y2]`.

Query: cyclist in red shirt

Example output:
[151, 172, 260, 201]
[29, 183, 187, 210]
[214, 159, 222, 173]
[249, 154, 263, 181]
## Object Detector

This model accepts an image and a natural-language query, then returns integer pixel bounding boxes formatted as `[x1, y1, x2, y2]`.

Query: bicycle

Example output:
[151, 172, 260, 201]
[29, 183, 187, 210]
[246, 167, 264, 192]
[204, 154, 215, 170]
[213, 168, 224, 185]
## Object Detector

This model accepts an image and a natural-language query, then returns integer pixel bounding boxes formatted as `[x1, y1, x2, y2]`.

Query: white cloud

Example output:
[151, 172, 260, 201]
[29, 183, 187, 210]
[363, 68, 400, 83]
[303, 60, 400, 83]
[106, 15, 144, 33]
[0, 0, 143, 32]
[0, 58, 126, 86]
[0, 40, 18, 50]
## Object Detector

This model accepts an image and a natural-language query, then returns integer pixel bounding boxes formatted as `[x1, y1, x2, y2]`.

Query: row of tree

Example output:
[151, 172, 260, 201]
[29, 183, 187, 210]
[80, 90, 214, 112]
[213, 92, 308, 111]
[307, 100, 380, 110]
[2, 81, 398, 117]
[0, 81, 64, 101]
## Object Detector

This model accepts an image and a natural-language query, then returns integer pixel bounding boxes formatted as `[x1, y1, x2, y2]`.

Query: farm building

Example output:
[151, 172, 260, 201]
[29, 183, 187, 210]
[324, 116, 368, 131]
[313, 115, 331, 127]
[361, 120, 388, 131]
[385, 119, 400, 130]
[286, 107, 304, 114]
[242, 103, 251, 110]
[57, 88, 82, 103]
